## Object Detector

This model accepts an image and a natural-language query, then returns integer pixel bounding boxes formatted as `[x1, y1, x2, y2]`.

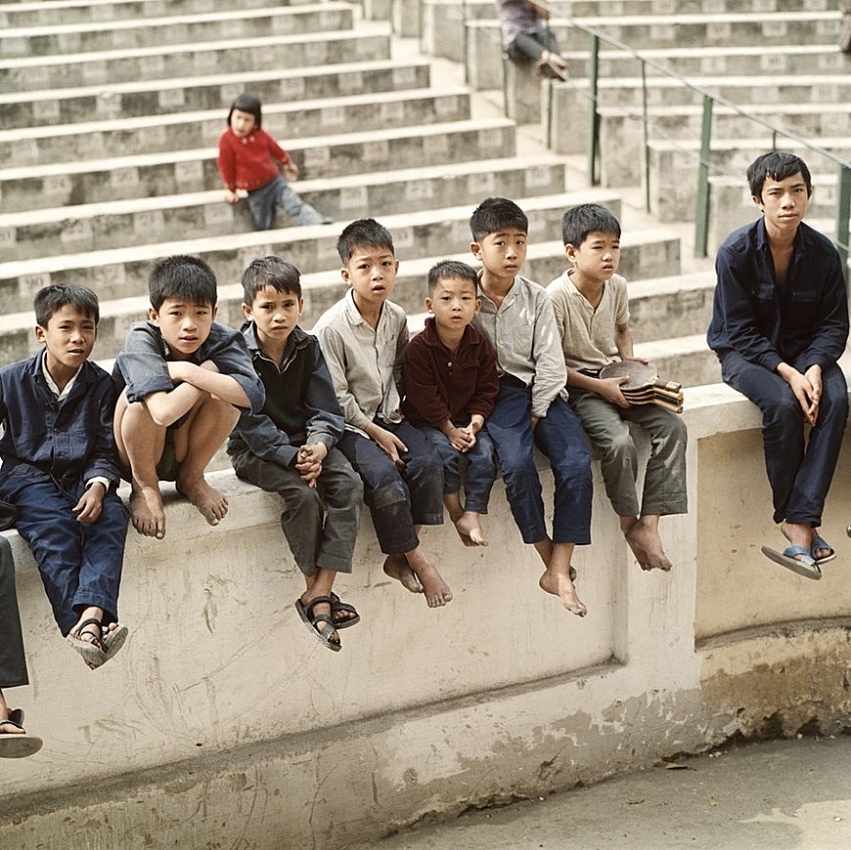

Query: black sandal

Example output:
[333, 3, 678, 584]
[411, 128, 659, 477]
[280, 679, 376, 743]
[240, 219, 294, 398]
[295, 596, 341, 652]
[67, 617, 107, 668]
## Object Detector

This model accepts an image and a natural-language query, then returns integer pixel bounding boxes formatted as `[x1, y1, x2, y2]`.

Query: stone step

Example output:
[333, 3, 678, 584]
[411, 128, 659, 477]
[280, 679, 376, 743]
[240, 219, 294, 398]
[0, 28, 392, 91]
[0, 59, 432, 130]
[0, 118, 516, 210]
[465, 15, 841, 89]
[0, 192, 632, 316]
[421, 0, 832, 63]
[0, 0, 294, 27]
[634, 333, 720, 388]
[0, 86, 471, 169]
[574, 43, 851, 81]
[645, 139, 851, 222]
[0, 155, 567, 259]
[592, 103, 851, 185]
[0, 3, 354, 58]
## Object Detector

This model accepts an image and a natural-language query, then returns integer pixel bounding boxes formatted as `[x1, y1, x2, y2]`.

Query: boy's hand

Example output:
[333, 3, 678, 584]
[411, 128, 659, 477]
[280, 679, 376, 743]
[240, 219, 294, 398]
[224, 189, 240, 204]
[283, 161, 299, 181]
[446, 426, 475, 452]
[368, 424, 407, 467]
[597, 376, 631, 409]
[74, 482, 106, 524]
[296, 443, 328, 487]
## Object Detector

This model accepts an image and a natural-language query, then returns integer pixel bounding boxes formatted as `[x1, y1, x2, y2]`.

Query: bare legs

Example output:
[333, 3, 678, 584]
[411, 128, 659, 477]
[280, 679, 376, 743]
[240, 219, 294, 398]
[383, 525, 453, 608]
[535, 538, 587, 617]
[115, 391, 239, 538]
[622, 514, 673, 572]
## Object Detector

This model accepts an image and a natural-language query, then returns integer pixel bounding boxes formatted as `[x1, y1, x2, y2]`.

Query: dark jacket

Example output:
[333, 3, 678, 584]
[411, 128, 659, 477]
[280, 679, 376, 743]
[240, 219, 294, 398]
[707, 218, 849, 372]
[402, 318, 499, 429]
[228, 324, 344, 468]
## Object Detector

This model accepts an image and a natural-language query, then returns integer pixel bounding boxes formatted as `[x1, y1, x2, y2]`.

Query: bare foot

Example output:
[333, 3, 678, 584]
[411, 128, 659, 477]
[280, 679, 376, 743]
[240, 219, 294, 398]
[383, 554, 424, 593]
[129, 484, 166, 539]
[539, 569, 587, 617]
[454, 511, 488, 547]
[407, 549, 453, 608]
[625, 520, 672, 572]
[177, 475, 228, 526]
[0, 715, 24, 736]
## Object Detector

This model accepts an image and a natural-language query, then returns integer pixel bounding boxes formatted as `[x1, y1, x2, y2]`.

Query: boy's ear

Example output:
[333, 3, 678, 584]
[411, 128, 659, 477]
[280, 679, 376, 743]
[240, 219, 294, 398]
[751, 194, 764, 212]
[474, 296, 482, 315]
[424, 296, 433, 313]
[211, 304, 218, 321]
[469, 240, 482, 260]
[33, 324, 47, 344]
[340, 265, 350, 284]
[147, 307, 159, 325]
[564, 243, 577, 263]
[297, 296, 305, 315]
[241, 302, 253, 320]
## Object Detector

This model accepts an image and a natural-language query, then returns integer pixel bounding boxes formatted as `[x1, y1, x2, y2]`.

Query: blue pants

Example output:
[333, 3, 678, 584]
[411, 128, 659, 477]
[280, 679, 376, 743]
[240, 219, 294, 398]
[0, 469, 129, 636]
[721, 351, 848, 526]
[231, 447, 363, 576]
[418, 425, 497, 514]
[246, 175, 324, 230]
[0, 537, 27, 688]
[338, 422, 444, 555]
[486, 381, 593, 545]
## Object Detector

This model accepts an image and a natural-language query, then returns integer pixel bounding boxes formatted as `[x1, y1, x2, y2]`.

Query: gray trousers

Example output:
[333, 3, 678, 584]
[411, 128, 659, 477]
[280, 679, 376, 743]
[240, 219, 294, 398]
[231, 447, 363, 576]
[570, 391, 688, 518]
[0, 537, 28, 689]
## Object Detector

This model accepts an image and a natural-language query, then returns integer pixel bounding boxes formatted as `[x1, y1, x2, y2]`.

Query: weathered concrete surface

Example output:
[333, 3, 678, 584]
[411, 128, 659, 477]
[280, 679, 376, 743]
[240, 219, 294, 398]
[348, 735, 851, 850]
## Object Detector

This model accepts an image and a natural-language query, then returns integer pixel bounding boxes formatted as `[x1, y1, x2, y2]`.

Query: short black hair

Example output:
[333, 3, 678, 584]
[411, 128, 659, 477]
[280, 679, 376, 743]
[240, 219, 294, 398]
[747, 151, 812, 200]
[241, 255, 302, 304]
[34, 284, 100, 329]
[561, 203, 621, 247]
[427, 259, 479, 294]
[336, 218, 395, 264]
[469, 197, 528, 242]
[227, 93, 262, 129]
[148, 255, 218, 311]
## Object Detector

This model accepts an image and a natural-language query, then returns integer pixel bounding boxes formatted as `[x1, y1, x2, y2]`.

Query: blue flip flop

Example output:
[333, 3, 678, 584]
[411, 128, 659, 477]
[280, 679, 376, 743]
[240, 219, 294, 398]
[761, 545, 822, 580]
[811, 536, 836, 566]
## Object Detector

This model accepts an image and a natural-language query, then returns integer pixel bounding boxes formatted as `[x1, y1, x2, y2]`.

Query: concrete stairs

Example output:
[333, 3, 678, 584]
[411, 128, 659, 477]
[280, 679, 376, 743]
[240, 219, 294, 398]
[0, 0, 713, 391]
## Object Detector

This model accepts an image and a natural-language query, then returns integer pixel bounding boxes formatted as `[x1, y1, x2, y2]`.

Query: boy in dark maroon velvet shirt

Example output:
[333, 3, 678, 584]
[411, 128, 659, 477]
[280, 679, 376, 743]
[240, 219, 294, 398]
[402, 260, 499, 546]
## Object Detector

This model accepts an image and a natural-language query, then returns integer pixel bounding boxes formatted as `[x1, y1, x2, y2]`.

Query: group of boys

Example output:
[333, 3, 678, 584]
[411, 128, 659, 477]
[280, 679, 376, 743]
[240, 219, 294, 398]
[8, 150, 837, 759]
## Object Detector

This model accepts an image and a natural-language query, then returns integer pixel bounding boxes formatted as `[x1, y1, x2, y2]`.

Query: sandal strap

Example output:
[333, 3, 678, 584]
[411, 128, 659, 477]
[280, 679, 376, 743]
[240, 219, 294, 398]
[74, 617, 104, 647]
[303, 595, 334, 620]
[0, 717, 25, 733]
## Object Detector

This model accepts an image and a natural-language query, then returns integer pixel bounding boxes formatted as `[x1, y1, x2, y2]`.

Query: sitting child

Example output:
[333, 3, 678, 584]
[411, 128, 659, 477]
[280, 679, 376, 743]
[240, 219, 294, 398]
[0, 536, 43, 757]
[113, 255, 265, 539]
[496, 0, 569, 78]
[469, 197, 593, 617]
[217, 92, 330, 231]
[547, 204, 688, 572]
[402, 260, 499, 547]
[313, 219, 453, 608]
[0, 285, 130, 669]
[228, 256, 364, 652]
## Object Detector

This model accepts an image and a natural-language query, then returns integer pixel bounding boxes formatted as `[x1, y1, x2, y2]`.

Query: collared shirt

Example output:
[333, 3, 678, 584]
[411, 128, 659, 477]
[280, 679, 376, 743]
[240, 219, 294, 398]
[547, 270, 630, 371]
[472, 273, 568, 419]
[112, 320, 265, 417]
[707, 218, 849, 372]
[402, 317, 499, 428]
[228, 323, 344, 468]
[0, 352, 121, 489]
[312, 290, 408, 435]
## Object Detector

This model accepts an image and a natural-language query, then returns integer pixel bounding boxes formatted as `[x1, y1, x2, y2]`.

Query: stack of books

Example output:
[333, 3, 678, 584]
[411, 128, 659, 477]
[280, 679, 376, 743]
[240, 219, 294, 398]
[599, 361, 684, 413]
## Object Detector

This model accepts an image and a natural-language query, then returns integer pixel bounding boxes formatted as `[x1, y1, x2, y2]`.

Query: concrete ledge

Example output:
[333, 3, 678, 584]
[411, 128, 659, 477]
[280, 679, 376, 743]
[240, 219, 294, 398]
[3, 381, 851, 847]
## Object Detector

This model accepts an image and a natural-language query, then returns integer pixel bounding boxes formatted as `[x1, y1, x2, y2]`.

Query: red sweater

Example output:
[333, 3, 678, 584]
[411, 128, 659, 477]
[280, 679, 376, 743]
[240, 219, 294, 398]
[216, 127, 292, 192]
[402, 318, 499, 429]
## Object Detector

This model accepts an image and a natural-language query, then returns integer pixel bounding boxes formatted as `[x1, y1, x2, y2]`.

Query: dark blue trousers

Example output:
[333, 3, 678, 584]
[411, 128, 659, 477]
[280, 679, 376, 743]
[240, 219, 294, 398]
[0, 537, 28, 688]
[338, 421, 444, 555]
[721, 351, 848, 526]
[1, 469, 129, 636]
[486, 381, 593, 545]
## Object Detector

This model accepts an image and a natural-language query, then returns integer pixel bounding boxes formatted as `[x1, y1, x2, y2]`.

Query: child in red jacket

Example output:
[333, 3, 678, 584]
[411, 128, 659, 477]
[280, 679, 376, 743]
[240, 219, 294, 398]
[216, 93, 330, 231]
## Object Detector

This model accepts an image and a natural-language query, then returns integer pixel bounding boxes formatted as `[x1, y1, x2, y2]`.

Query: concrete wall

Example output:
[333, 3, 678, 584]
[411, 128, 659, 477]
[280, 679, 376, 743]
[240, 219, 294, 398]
[2, 384, 851, 848]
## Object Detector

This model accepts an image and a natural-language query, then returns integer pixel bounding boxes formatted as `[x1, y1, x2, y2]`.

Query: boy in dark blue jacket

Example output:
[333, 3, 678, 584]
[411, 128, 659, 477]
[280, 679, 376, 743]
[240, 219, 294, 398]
[0, 285, 130, 669]
[228, 256, 363, 652]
